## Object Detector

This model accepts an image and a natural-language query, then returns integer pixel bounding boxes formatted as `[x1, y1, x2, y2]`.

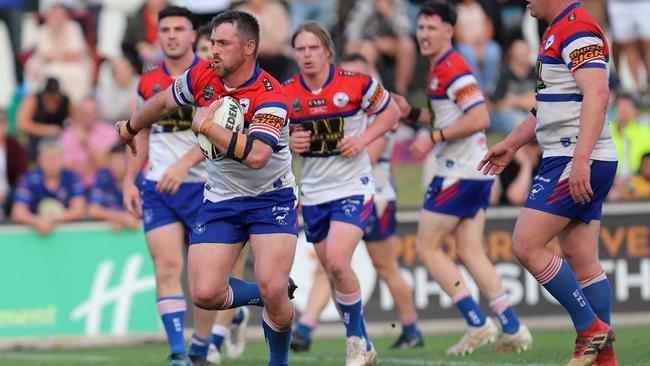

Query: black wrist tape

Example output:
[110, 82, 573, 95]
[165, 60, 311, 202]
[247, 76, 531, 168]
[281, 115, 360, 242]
[226, 132, 254, 163]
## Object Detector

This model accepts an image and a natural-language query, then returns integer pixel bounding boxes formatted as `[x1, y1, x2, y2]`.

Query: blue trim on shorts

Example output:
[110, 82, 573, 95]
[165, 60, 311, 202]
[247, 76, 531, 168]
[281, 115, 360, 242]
[302, 195, 374, 244]
[524, 157, 617, 223]
[141, 180, 204, 232]
[363, 200, 397, 242]
[422, 177, 493, 218]
[189, 188, 298, 244]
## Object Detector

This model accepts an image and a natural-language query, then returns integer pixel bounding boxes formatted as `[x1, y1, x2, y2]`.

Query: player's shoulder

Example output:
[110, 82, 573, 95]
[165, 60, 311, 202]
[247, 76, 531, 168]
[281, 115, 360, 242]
[555, 4, 603, 36]
[432, 50, 474, 87]
[252, 69, 290, 103]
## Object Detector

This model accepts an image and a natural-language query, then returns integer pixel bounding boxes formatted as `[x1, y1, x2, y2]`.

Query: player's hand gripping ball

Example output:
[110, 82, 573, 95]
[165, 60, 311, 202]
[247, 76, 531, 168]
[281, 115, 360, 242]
[196, 96, 245, 161]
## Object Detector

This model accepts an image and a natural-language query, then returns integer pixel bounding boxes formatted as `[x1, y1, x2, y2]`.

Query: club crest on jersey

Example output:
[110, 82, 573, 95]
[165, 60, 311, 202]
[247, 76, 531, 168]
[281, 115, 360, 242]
[292, 98, 301, 112]
[193, 221, 206, 235]
[333, 92, 349, 107]
[430, 77, 439, 90]
[544, 35, 555, 50]
[202, 85, 215, 101]
[561, 137, 572, 147]
[239, 98, 250, 114]
[529, 184, 544, 200]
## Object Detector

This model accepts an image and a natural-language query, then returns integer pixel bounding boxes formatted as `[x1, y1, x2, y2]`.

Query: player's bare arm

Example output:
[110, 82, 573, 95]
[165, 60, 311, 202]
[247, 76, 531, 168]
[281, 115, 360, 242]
[478, 111, 537, 175]
[440, 102, 489, 141]
[51, 197, 86, 223]
[117, 86, 180, 154]
[192, 102, 275, 170]
[339, 98, 400, 157]
[570, 67, 610, 204]
[367, 135, 388, 165]
[156, 146, 205, 195]
[288, 124, 311, 154]
[123, 128, 150, 218]
[392, 92, 431, 124]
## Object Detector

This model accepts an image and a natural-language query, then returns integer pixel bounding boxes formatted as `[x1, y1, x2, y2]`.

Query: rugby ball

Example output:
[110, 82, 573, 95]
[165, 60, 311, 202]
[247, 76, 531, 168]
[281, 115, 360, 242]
[198, 96, 245, 161]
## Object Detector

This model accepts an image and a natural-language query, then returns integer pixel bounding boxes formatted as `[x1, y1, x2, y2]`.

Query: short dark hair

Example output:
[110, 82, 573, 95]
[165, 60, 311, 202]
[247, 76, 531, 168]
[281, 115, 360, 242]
[341, 53, 368, 65]
[419, 1, 457, 26]
[642, 152, 650, 161]
[158, 5, 193, 27]
[210, 10, 260, 55]
[196, 23, 212, 42]
[616, 92, 639, 106]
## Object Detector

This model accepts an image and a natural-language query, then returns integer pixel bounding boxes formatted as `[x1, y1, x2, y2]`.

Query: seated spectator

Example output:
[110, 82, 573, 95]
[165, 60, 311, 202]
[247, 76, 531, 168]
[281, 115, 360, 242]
[23, 2, 93, 103]
[89, 145, 140, 231]
[609, 94, 650, 200]
[490, 142, 541, 206]
[60, 97, 118, 188]
[121, 0, 168, 72]
[455, 0, 502, 95]
[96, 57, 139, 122]
[344, 0, 416, 94]
[16, 77, 71, 161]
[490, 39, 536, 133]
[235, 0, 293, 81]
[622, 153, 650, 200]
[0, 110, 29, 219]
[11, 138, 86, 235]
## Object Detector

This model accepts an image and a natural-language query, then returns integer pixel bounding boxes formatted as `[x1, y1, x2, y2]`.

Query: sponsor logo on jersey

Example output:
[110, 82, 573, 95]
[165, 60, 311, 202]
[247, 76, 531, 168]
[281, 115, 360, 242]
[339, 70, 355, 76]
[292, 98, 301, 112]
[252, 113, 284, 129]
[544, 35, 555, 50]
[202, 85, 215, 101]
[152, 84, 161, 95]
[454, 84, 480, 103]
[568, 13, 576, 21]
[333, 92, 349, 107]
[569, 44, 605, 69]
[308, 98, 327, 107]
[262, 78, 273, 91]
[367, 84, 385, 108]
[239, 98, 250, 114]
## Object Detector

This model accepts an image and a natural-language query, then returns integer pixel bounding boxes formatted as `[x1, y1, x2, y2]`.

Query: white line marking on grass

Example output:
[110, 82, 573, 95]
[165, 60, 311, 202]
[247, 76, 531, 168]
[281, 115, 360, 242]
[0, 352, 114, 362]
[287, 355, 562, 366]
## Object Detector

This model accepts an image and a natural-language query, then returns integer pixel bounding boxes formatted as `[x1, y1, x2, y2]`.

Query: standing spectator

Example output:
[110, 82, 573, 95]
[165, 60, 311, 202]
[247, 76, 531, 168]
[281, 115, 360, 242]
[344, 0, 416, 94]
[622, 152, 650, 200]
[11, 138, 86, 235]
[60, 96, 118, 188]
[121, 0, 168, 72]
[96, 57, 139, 122]
[89, 145, 140, 231]
[0, 110, 29, 219]
[608, 94, 650, 200]
[0, 0, 26, 83]
[607, 0, 650, 95]
[455, 0, 502, 95]
[490, 39, 536, 133]
[289, 0, 337, 32]
[23, 2, 93, 103]
[186, 0, 230, 30]
[16, 77, 71, 161]
[234, 0, 293, 81]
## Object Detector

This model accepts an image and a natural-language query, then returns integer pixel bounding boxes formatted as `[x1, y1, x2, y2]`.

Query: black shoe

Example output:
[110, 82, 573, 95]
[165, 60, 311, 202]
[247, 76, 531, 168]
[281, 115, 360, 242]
[188, 353, 207, 366]
[290, 329, 311, 352]
[167, 353, 192, 366]
[288, 277, 298, 300]
[390, 332, 425, 349]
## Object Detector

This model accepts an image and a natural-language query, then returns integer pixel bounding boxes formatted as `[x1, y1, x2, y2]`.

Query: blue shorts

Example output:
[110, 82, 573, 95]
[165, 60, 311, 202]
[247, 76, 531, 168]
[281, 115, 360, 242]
[363, 200, 397, 242]
[188, 188, 298, 244]
[423, 177, 493, 218]
[302, 195, 374, 244]
[141, 180, 204, 232]
[524, 157, 617, 223]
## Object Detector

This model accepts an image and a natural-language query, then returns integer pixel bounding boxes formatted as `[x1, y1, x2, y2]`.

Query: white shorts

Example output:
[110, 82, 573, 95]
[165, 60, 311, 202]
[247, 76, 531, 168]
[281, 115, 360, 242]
[608, 1, 650, 43]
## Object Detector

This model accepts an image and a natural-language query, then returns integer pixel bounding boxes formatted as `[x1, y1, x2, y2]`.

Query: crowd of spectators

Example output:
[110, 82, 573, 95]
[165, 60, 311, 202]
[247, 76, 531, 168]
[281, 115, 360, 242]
[1, 0, 650, 233]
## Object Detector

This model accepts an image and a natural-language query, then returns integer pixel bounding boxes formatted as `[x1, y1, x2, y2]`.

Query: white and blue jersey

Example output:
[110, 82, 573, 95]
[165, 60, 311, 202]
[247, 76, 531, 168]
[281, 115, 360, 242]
[14, 169, 86, 213]
[89, 169, 124, 210]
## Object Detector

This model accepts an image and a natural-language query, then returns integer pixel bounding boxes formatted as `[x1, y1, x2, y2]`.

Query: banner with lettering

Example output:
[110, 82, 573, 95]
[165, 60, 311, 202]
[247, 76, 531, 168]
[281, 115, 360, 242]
[0, 224, 159, 337]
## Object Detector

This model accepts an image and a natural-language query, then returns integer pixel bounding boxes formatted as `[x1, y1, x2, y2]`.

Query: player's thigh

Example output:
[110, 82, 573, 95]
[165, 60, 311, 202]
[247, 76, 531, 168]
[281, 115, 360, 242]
[512, 208, 570, 256]
[231, 243, 250, 279]
[415, 209, 459, 251]
[249, 233, 297, 294]
[455, 209, 487, 254]
[608, 2, 637, 43]
[187, 242, 244, 297]
[325, 220, 364, 267]
[558, 219, 602, 279]
[145, 222, 186, 271]
[366, 237, 398, 273]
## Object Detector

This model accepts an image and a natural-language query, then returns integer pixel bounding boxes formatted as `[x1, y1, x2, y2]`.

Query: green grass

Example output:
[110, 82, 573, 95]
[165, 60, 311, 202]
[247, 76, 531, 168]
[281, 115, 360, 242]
[2, 326, 649, 365]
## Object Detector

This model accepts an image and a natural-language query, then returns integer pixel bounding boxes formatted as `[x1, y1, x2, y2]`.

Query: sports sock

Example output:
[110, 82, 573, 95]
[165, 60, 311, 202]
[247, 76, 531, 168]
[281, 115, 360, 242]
[335, 289, 363, 338]
[400, 313, 421, 337]
[295, 314, 317, 339]
[489, 292, 521, 334]
[233, 307, 247, 325]
[580, 270, 611, 325]
[211, 324, 230, 352]
[453, 290, 487, 327]
[534, 255, 595, 332]
[157, 296, 187, 355]
[221, 278, 264, 309]
[262, 308, 293, 366]
[189, 333, 210, 359]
